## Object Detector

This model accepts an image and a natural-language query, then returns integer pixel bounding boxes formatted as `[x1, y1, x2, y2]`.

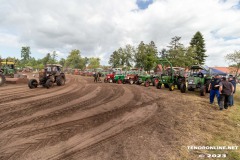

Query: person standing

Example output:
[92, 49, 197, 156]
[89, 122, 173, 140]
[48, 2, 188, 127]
[228, 76, 236, 106]
[93, 72, 97, 82]
[208, 74, 221, 105]
[219, 77, 234, 110]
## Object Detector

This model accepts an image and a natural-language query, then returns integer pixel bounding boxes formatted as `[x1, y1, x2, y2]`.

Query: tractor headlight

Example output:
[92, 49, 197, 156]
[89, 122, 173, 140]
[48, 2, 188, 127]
[189, 80, 194, 84]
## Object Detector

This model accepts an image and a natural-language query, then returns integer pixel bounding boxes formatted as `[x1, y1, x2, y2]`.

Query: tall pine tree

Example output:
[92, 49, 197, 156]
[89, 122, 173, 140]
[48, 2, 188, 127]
[190, 31, 207, 65]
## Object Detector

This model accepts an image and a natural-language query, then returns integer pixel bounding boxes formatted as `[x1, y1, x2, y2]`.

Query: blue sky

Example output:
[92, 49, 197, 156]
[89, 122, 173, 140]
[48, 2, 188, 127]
[0, 0, 240, 67]
[136, 0, 154, 9]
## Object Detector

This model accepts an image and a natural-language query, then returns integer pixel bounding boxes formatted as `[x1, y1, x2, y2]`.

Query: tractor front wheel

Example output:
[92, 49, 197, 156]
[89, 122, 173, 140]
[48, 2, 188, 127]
[169, 83, 175, 91]
[152, 78, 159, 86]
[129, 79, 134, 85]
[45, 79, 54, 89]
[56, 76, 65, 86]
[108, 78, 113, 83]
[0, 74, 6, 86]
[180, 83, 186, 93]
[156, 83, 162, 89]
[164, 84, 169, 88]
[200, 86, 206, 96]
[117, 79, 122, 84]
[144, 81, 150, 87]
[28, 79, 38, 89]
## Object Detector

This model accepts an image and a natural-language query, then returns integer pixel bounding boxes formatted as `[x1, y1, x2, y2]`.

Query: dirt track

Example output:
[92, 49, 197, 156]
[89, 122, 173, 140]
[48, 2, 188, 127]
[0, 75, 230, 160]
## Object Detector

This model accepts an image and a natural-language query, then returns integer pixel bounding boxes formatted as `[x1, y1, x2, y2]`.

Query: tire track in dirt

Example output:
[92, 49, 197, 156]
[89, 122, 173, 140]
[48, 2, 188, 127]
[0, 84, 124, 132]
[0, 83, 94, 125]
[0, 77, 163, 160]
[0, 85, 26, 91]
[26, 103, 158, 160]
[0, 85, 143, 159]
[0, 85, 129, 158]
[0, 76, 71, 97]
[0, 76, 80, 115]
[0, 76, 74, 105]
[0, 86, 94, 123]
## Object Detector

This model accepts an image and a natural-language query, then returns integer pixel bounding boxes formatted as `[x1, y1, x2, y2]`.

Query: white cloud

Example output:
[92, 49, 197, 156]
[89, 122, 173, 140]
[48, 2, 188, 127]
[0, 0, 240, 66]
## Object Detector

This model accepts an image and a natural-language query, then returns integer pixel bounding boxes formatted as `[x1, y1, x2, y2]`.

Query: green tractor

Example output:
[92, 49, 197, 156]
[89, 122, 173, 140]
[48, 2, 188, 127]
[180, 65, 211, 96]
[156, 59, 186, 91]
[113, 74, 126, 84]
[136, 73, 160, 87]
[0, 59, 17, 86]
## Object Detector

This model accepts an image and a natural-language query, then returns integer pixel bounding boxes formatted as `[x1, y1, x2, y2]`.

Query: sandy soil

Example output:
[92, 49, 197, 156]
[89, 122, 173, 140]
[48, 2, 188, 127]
[0, 75, 234, 160]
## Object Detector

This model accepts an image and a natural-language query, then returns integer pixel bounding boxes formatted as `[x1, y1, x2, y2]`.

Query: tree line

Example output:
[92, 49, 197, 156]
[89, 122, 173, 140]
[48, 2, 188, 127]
[109, 31, 208, 72]
[1, 47, 101, 70]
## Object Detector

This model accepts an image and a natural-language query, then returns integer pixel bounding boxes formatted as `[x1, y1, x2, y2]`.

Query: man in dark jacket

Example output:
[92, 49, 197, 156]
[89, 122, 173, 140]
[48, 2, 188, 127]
[208, 74, 221, 105]
[228, 76, 236, 106]
[219, 77, 234, 110]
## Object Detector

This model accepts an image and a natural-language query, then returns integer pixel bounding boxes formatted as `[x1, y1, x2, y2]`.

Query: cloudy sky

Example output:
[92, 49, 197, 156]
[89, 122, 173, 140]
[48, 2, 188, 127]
[0, 0, 240, 66]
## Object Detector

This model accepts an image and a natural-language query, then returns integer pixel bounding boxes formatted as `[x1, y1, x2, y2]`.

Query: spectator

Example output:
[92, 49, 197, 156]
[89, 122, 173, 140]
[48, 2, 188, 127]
[93, 72, 97, 82]
[208, 74, 221, 105]
[219, 77, 234, 110]
[228, 76, 236, 106]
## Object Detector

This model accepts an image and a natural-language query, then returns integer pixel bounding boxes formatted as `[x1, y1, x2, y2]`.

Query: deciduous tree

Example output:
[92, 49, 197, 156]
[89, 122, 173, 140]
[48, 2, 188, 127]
[225, 50, 240, 77]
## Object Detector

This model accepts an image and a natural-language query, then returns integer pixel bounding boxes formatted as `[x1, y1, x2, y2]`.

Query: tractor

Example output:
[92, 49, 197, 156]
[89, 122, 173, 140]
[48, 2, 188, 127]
[180, 65, 211, 96]
[136, 73, 160, 87]
[124, 69, 141, 84]
[104, 69, 122, 83]
[113, 74, 126, 84]
[104, 72, 115, 83]
[0, 59, 17, 86]
[28, 64, 66, 89]
[0, 60, 17, 78]
[156, 59, 186, 91]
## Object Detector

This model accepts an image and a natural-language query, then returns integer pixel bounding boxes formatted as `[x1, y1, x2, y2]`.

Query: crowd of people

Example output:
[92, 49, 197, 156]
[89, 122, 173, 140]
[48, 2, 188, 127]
[208, 75, 237, 110]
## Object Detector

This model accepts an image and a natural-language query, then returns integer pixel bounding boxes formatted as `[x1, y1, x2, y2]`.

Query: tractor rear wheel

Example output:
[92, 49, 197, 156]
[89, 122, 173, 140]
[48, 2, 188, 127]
[0, 74, 6, 86]
[180, 83, 186, 93]
[28, 79, 38, 89]
[56, 76, 65, 86]
[45, 79, 54, 89]
[129, 79, 134, 85]
[156, 83, 162, 89]
[200, 86, 206, 96]
[169, 83, 175, 91]
[144, 81, 150, 87]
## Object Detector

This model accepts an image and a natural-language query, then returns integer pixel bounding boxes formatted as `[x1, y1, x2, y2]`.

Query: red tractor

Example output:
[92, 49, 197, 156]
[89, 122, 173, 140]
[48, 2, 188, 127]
[104, 72, 115, 83]
[124, 73, 139, 84]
